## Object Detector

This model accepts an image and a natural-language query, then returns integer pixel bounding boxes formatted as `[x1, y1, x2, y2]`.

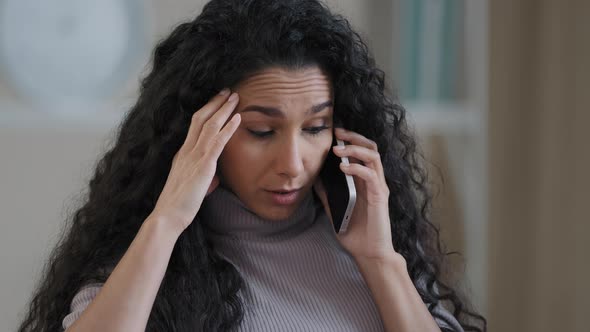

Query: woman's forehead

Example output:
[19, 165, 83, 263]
[235, 67, 332, 97]
[235, 67, 332, 120]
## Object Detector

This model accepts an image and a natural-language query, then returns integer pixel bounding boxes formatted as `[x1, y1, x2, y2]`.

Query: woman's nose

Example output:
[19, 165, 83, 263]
[273, 138, 305, 178]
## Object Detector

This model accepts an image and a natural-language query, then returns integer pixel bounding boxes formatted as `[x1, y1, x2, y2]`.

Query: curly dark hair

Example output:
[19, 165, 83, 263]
[17, 0, 486, 331]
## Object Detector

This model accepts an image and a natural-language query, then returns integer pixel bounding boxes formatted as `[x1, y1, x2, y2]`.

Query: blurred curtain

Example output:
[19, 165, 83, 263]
[488, 1, 590, 331]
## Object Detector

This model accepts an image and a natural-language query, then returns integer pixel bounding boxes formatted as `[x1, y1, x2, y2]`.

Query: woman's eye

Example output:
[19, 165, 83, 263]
[304, 126, 330, 136]
[248, 129, 273, 138]
[247, 126, 329, 139]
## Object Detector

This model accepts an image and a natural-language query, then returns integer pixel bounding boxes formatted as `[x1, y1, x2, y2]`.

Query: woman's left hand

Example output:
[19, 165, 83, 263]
[314, 127, 396, 262]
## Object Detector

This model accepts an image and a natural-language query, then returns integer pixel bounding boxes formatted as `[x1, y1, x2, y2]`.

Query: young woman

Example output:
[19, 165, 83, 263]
[18, 0, 486, 331]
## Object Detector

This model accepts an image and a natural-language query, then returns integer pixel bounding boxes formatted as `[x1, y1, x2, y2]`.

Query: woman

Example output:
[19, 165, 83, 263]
[18, 0, 486, 331]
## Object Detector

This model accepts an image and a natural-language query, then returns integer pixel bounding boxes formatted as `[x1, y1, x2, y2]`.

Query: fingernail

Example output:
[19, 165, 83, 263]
[228, 92, 238, 102]
[219, 88, 230, 96]
[333, 145, 345, 150]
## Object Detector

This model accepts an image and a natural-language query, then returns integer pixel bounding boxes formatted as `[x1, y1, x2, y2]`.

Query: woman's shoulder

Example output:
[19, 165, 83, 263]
[62, 282, 105, 330]
[70, 282, 104, 308]
[61, 265, 115, 330]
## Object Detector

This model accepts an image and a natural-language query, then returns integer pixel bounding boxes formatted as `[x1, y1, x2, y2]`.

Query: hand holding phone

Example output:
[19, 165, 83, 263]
[317, 131, 357, 234]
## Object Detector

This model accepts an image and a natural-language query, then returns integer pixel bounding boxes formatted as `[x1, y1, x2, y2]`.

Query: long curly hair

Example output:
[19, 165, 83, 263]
[17, 0, 486, 331]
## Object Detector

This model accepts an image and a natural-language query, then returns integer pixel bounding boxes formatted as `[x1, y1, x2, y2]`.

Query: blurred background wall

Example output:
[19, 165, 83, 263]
[488, 0, 590, 331]
[0, 0, 587, 331]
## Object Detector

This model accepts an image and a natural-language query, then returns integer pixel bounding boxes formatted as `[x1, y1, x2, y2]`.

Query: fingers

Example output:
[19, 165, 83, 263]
[333, 144, 383, 175]
[339, 163, 389, 198]
[182, 88, 232, 150]
[335, 127, 378, 152]
[194, 92, 240, 155]
[204, 113, 241, 161]
[332, 128, 388, 194]
[334, 128, 384, 175]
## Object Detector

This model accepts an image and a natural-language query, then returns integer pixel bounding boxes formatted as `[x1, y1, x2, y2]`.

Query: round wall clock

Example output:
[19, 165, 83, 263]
[0, 0, 146, 113]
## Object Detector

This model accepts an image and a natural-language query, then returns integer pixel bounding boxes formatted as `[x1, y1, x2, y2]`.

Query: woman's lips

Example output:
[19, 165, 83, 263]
[265, 189, 300, 205]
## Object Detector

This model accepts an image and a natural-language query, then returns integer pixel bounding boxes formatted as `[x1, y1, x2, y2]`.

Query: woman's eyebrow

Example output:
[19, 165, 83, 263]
[239, 100, 333, 118]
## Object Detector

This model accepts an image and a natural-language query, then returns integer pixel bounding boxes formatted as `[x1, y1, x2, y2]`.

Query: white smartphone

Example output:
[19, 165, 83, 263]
[319, 131, 357, 234]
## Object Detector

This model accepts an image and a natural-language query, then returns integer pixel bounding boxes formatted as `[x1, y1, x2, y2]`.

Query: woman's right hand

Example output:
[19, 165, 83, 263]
[151, 89, 241, 234]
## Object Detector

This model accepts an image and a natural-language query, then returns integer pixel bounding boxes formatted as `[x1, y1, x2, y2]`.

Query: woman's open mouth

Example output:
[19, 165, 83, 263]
[265, 189, 300, 205]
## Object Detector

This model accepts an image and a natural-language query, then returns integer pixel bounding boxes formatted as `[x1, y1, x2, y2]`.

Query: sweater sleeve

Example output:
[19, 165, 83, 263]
[61, 282, 464, 331]
[61, 283, 103, 331]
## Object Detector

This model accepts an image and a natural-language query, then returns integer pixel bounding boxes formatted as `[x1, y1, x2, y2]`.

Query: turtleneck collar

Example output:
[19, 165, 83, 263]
[199, 185, 320, 241]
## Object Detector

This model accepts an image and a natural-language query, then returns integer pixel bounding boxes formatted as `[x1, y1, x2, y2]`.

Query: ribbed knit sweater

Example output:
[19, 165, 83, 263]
[62, 186, 463, 331]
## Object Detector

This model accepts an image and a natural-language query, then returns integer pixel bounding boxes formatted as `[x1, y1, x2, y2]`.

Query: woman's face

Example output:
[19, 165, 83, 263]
[218, 66, 334, 221]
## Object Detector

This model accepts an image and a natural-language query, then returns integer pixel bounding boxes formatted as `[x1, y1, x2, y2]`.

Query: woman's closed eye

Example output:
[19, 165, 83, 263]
[248, 126, 330, 138]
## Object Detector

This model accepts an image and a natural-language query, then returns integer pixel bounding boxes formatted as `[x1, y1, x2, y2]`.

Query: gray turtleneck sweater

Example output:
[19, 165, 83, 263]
[62, 186, 463, 331]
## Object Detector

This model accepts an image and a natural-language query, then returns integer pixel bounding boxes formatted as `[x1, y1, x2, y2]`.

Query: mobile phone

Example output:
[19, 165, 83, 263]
[319, 130, 357, 234]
